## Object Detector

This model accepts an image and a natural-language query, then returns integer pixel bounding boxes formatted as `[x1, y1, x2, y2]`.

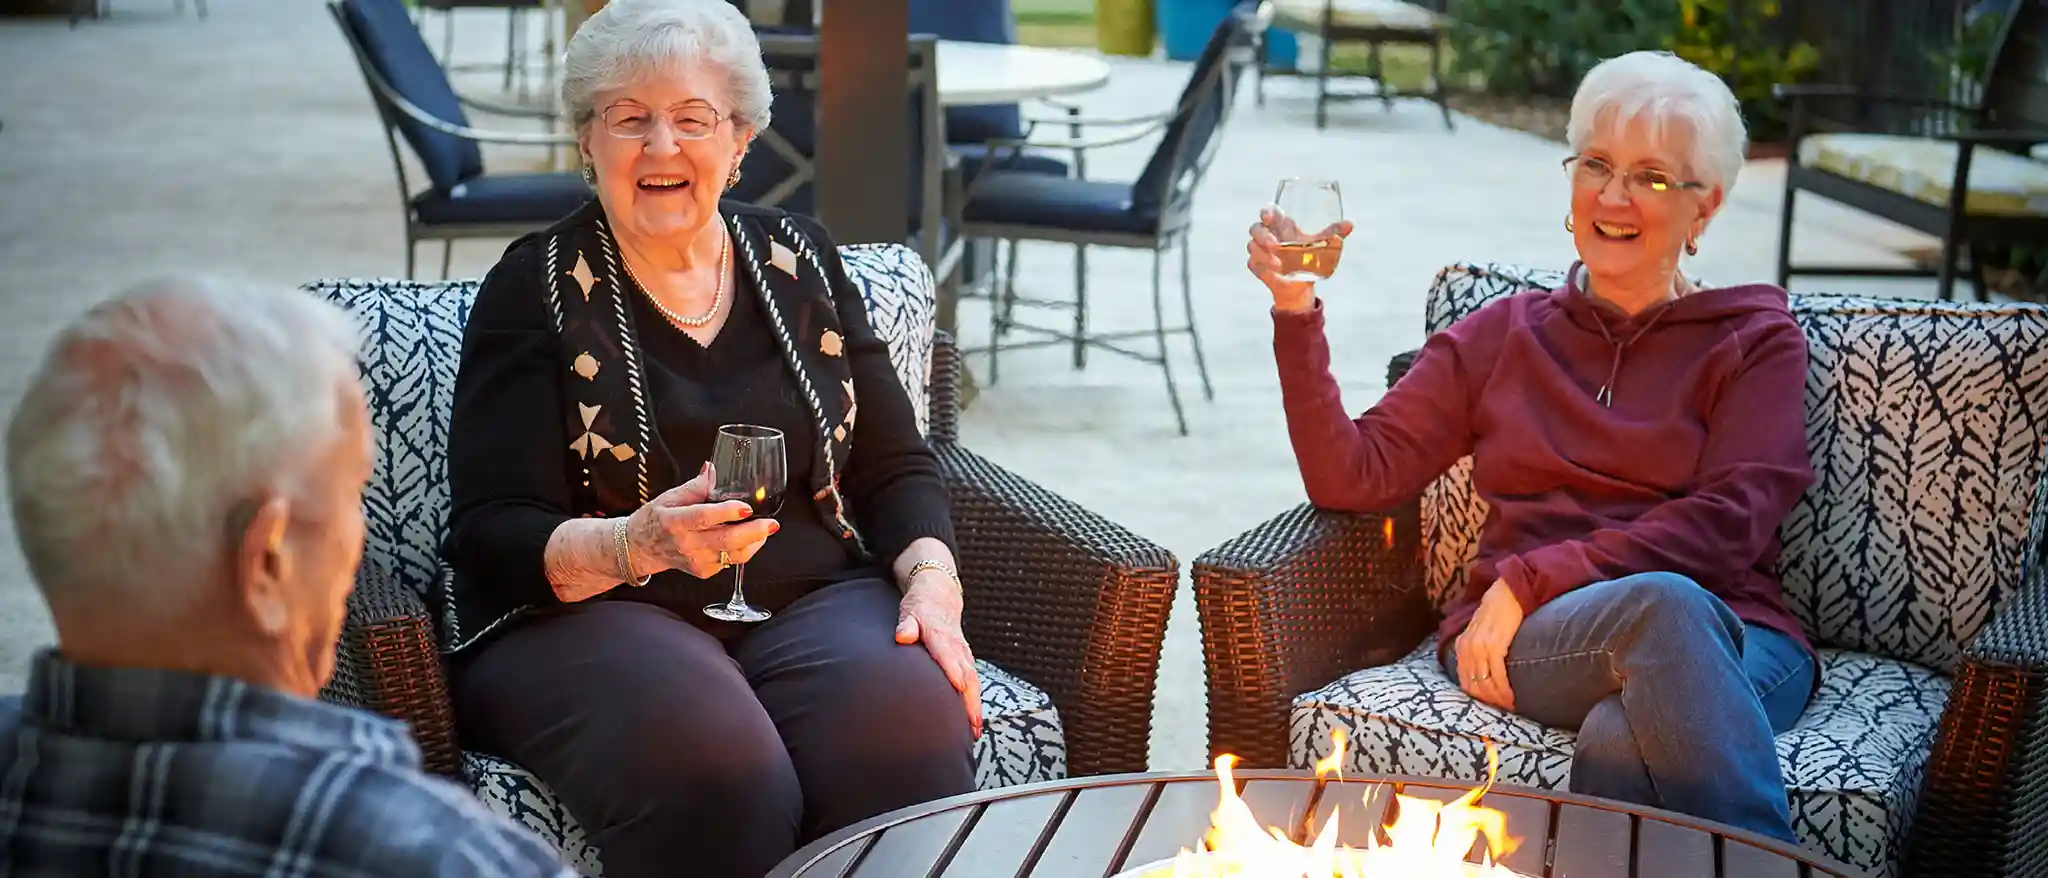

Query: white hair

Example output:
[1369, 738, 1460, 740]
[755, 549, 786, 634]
[562, 0, 774, 134]
[6, 277, 364, 609]
[1567, 51, 1748, 193]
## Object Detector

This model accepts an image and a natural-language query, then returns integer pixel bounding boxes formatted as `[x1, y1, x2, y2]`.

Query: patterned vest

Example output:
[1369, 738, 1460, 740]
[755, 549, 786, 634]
[442, 203, 869, 653]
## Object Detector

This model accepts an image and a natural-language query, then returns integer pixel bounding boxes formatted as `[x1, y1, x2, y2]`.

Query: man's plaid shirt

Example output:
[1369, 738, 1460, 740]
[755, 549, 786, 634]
[0, 650, 576, 877]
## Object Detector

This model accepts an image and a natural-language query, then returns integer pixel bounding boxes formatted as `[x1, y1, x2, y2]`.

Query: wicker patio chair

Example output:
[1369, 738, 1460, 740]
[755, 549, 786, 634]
[1193, 261, 2048, 878]
[309, 242, 1178, 876]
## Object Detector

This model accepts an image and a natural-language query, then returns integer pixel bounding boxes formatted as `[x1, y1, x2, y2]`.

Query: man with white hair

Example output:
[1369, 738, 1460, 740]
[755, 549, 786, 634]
[0, 277, 575, 876]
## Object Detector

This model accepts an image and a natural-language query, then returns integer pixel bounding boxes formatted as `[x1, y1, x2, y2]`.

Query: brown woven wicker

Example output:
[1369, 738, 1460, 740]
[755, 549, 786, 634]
[1194, 350, 2048, 877]
[324, 333, 1178, 781]
[1905, 549, 2048, 877]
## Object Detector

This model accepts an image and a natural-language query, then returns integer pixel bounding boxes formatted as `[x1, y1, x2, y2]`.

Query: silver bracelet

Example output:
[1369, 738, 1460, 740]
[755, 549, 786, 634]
[613, 518, 649, 587]
[905, 558, 961, 592]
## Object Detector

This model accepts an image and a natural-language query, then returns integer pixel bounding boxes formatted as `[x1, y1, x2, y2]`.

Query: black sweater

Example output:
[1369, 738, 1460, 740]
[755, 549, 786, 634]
[442, 205, 955, 618]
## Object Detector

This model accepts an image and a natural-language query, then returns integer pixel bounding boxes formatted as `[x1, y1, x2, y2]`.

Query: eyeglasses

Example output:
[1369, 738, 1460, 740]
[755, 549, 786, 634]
[600, 102, 730, 141]
[1563, 155, 1705, 199]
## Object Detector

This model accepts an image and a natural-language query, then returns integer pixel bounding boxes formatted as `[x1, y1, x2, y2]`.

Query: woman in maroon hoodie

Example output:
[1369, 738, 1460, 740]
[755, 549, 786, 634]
[1248, 50, 1818, 844]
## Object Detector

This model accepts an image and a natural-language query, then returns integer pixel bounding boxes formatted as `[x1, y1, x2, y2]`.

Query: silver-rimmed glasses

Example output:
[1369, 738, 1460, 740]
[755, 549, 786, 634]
[1563, 155, 1706, 199]
[600, 101, 731, 141]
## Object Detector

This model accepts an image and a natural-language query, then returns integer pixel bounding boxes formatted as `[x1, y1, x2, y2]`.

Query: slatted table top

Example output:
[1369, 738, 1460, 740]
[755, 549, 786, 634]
[768, 770, 1869, 878]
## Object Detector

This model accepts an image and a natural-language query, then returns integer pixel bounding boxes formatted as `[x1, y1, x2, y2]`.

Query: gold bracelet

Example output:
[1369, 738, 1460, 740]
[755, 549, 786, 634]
[614, 518, 649, 587]
[906, 558, 961, 592]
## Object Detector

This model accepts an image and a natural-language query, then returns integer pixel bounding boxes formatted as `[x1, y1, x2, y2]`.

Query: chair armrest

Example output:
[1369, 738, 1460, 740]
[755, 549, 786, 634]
[1907, 538, 2048, 876]
[321, 564, 463, 779]
[936, 443, 1179, 777]
[1193, 502, 1435, 770]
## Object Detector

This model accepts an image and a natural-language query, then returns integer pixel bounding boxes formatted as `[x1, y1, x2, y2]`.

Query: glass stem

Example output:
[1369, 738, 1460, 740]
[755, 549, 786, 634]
[728, 563, 749, 608]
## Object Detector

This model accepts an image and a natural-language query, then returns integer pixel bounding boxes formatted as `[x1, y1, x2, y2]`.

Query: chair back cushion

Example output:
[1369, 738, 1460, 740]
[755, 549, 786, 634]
[337, 0, 486, 192]
[304, 242, 938, 601]
[1132, 4, 1251, 213]
[1416, 262, 2048, 672]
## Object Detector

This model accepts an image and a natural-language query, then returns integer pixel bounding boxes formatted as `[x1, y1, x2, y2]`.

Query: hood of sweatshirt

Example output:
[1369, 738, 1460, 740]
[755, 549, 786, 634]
[1552, 262, 1793, 407]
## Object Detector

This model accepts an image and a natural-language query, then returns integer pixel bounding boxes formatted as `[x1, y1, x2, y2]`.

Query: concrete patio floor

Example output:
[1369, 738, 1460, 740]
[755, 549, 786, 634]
[0, 0, 1949, 772]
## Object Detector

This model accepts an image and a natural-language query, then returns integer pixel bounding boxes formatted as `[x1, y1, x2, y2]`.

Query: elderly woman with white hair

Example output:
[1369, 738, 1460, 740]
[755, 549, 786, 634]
[1246, 50, 1818, 842]
[441, 1, 978, 874]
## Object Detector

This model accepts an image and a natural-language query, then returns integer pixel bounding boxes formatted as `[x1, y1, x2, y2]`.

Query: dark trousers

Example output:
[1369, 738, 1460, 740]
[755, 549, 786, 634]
[450, 577, 976, 878]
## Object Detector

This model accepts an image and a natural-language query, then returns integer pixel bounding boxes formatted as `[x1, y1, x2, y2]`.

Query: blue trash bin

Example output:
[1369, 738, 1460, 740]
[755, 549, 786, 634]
[1157, 0, 1299, 67]
[1155, 0, 1232, 61]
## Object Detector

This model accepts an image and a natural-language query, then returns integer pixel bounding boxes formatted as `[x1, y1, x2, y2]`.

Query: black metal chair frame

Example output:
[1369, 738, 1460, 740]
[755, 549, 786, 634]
[413, 0, 555, 110]
[1248, 0, 1452, 131]
[948, 14, 1263, 436]
[329, 0, 575, 279]
[743, 32, 949, 274]
[1775, 0, 2048, 302]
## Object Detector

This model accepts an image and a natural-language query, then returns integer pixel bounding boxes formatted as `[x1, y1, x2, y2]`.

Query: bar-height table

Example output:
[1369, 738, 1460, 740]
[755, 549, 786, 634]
[768, 771, 1870, 878]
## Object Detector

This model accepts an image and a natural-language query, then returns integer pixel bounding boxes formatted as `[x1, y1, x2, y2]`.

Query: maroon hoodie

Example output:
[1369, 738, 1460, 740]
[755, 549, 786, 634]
[1273, 266, 1817, 663]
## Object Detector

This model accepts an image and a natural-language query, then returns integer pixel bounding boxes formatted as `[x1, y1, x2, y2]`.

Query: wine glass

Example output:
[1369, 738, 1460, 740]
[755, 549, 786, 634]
[704, 424, 786, 623]
[1270, 178, 1346, 282]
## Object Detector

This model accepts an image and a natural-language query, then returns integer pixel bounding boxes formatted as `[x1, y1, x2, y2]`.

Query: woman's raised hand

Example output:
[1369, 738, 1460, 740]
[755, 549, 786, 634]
[626, 463, 778, 580]
[1246, 207, 1352, 313]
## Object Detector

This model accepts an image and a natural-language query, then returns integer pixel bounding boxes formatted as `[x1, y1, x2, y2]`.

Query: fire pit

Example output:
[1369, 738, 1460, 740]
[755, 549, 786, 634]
[1108, 732, 1530, 878]
[767, 732, 1870, 878]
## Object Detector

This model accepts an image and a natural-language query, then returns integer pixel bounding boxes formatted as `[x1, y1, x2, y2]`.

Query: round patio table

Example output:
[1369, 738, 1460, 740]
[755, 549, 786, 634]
[767, 770, 1869, 878]
[935, 41, 1113, 107]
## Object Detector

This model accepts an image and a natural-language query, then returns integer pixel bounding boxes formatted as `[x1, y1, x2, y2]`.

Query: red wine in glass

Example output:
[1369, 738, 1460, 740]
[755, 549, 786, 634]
[704, 424, 786, 623]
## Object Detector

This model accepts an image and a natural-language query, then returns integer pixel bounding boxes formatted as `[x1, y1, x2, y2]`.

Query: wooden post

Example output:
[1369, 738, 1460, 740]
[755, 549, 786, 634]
[817, 0, 910, 246]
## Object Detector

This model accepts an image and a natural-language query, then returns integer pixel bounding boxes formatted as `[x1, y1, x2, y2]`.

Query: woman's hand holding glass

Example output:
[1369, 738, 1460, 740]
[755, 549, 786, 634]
[1247, 178, 1352, 313]
[623, 463, 779, 581]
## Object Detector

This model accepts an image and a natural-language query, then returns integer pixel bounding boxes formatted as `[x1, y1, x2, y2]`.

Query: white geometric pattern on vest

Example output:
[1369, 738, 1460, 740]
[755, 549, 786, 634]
[305, 243, 1064, 878]
[1297, 261, 2048, 878]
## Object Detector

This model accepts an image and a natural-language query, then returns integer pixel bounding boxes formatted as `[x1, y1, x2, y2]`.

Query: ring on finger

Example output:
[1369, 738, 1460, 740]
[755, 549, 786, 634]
[718, 550, 730, 568]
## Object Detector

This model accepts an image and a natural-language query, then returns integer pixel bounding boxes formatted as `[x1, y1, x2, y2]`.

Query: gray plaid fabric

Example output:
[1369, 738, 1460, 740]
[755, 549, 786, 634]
[0, 650, 574, 877]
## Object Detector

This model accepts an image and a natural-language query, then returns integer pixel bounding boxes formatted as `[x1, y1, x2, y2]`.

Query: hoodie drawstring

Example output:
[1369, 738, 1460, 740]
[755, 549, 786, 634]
[1587, 307, 1670, 407]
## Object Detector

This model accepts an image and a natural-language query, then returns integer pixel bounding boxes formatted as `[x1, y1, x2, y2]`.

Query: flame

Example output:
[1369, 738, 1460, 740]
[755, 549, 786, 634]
[1133, 731, 1525, 878]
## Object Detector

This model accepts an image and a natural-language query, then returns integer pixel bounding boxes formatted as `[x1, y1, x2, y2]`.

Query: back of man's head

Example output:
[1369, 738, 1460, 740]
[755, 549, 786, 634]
[6, 276, 371, 696]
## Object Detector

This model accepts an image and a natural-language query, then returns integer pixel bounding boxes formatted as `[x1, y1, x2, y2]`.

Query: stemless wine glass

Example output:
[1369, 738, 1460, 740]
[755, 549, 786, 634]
[1270, 178, 1346, 283]
[704, 424, 787, 623]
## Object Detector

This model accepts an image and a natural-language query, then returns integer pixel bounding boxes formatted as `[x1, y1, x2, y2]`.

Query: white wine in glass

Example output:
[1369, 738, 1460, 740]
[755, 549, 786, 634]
[1271, 178, 1345, 282]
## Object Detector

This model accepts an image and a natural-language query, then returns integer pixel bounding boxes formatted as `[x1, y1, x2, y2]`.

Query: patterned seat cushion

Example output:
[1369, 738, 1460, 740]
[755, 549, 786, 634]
[465, 659, 1062, 878]
[1800, 132, 2048, 216]
[1293, 640, 1949, 877]
[1270, 0, 1441, 31]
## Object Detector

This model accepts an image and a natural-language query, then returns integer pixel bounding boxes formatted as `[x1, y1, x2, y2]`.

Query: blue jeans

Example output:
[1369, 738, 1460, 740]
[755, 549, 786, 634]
[1445, 572, 1816, 843]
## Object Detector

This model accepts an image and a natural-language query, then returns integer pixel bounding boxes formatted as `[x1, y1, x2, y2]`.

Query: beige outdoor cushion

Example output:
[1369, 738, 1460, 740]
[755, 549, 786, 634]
[1269, 0, 1441, 31]
[1799, 132, 2048, 216]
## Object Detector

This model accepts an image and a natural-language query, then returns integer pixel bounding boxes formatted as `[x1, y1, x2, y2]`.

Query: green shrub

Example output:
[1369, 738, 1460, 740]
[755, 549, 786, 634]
[1664, 0, 1822, 142]
[1447, 0, 1822, 141]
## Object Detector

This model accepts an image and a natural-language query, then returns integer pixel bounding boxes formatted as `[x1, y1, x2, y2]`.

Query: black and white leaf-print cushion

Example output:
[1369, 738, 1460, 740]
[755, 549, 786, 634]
[462, 658, 1060, 877]
[973, 660, 1067, 789]
[838, 243, 937, 438]
[305, 243, 941, 605]
[1292, 641, 1947, 878]
[1414, 262, 2048, 672]
[464, 751, 606, 878]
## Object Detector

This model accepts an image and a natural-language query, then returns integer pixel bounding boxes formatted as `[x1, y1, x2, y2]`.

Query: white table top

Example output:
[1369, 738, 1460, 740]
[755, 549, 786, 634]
[936, 40, 1113, 107]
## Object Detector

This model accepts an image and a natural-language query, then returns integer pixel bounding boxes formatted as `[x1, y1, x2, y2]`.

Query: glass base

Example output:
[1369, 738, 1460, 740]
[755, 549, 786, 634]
[704, 601, 772, 623]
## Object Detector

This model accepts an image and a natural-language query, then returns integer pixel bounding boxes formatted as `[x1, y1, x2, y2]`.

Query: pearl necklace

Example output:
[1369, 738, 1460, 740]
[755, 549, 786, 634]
[624, 228, 730, 329]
